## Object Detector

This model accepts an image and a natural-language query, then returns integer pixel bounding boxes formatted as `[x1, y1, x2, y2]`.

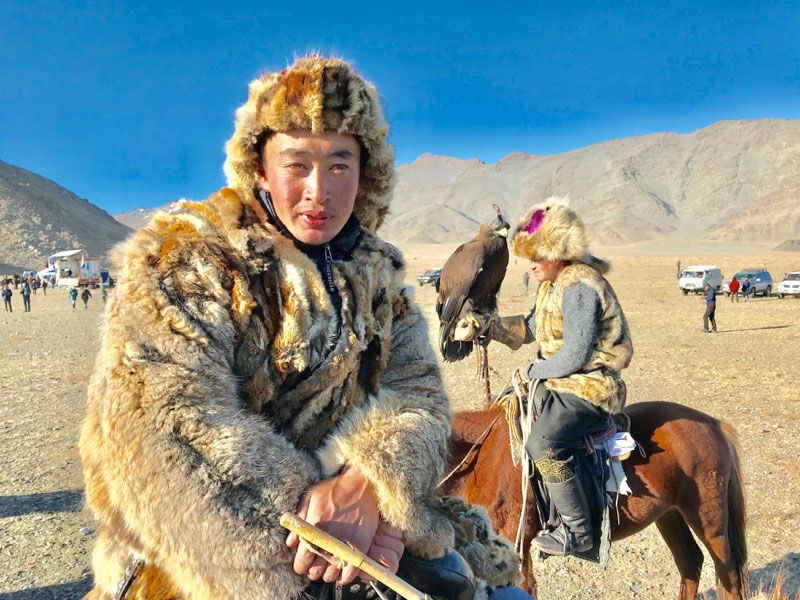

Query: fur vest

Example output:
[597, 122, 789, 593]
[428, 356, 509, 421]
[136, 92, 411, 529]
[80, 189, 460, 599]
[534, 263, 633, 413]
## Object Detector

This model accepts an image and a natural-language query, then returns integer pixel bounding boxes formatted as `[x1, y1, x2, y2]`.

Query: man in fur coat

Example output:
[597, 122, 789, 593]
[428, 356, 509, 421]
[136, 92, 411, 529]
[484, 198, 633, 557]
[80, 56, 528, 599]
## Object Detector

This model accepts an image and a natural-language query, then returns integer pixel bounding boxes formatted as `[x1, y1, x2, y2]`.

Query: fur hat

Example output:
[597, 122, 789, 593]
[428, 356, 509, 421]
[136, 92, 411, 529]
[224, 56, 395, 232]
[511, 197, 610, 273]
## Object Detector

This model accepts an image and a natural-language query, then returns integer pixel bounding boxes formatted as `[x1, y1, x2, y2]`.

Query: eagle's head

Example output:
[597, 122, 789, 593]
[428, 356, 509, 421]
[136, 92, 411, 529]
[489, 204, 510, 238]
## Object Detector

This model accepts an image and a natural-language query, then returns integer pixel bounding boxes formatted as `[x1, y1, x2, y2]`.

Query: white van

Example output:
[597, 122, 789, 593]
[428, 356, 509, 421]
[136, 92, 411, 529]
[679, 265, 723, 295]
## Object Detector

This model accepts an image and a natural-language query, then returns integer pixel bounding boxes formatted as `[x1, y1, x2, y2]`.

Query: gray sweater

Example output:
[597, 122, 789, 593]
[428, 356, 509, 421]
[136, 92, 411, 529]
[525, 282, 601, 380]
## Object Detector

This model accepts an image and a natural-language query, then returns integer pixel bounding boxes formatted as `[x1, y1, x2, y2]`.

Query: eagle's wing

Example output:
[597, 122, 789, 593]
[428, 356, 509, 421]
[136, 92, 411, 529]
[437, 239, 486, 361]
[469, 236, 509, 313]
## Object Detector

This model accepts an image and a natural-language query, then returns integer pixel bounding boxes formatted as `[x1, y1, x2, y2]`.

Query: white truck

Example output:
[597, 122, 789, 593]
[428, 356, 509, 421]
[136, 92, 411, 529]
[777, 271, 800, 298]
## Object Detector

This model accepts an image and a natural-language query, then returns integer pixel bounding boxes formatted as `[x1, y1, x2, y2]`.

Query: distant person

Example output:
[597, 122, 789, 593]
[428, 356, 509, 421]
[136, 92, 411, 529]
[68, 286, 78, 309]
[676, 259, 682, 279]
[81, 287, 92, 309]
[1, 285, 11, 312]
[729, 277, 740, 302]
[741, 279, 751, 302]
[42, 279, 47, 295]
[703, 283, 717, 333]
[522, 270, 530, 295]
[20, 282, 31, 312]
[101, 287, 108, 304]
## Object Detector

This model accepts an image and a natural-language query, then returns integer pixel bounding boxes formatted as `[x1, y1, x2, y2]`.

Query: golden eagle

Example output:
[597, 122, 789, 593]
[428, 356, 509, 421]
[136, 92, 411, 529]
[436, 205, 510, 398]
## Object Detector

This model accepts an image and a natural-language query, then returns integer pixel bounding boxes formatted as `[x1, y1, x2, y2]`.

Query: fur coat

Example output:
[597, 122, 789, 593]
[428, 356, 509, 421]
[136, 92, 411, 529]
[533, 262, 634, 413]
[80, 188, 460, 599]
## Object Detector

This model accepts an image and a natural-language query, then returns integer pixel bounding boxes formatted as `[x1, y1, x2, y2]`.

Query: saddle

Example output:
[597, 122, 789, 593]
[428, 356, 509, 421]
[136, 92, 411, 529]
[496, 378, 637, 566]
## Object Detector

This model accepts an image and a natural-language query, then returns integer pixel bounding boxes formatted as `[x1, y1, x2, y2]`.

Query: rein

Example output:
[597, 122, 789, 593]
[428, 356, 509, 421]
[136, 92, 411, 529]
[438, 368, 537, 488]
[439, 367, 540, 563]
[438, 412, 502, 489]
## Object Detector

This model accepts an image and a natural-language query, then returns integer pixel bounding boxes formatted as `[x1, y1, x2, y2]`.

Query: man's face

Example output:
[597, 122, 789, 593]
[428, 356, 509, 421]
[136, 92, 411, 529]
[529, 258, 564, 282]
[258, 131, 361, 245]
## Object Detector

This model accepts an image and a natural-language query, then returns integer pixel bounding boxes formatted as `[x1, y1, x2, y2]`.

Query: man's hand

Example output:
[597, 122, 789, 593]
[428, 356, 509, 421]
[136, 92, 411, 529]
[287, 466, 404, 584]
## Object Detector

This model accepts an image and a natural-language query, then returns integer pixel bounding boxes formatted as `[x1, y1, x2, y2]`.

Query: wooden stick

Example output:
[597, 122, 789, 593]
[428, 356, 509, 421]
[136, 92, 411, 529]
[280, 512, 432, 600]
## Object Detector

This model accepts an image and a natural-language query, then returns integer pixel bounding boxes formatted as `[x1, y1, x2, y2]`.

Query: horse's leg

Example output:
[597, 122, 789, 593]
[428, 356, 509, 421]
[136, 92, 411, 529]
[681, 502, 742, 599]
[655, 509, 703, 600]
[675, 424, 747, 600]
[681, 485, 747, 599]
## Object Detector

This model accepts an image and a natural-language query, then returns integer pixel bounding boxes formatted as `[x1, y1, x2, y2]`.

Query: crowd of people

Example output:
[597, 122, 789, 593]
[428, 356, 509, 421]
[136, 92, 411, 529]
[1, 273, 44, 313]
[1, 272, 109, 314]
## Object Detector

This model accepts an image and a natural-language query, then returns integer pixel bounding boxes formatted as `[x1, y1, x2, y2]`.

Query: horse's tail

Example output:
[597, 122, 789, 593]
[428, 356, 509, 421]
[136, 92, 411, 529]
[720, 420, 749, 589]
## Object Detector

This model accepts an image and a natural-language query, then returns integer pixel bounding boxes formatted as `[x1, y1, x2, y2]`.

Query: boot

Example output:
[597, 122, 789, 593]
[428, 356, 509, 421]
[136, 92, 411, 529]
[532, 476, 593, 556]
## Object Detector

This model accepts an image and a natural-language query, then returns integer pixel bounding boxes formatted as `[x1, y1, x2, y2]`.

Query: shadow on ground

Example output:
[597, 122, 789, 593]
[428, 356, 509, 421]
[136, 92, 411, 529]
[701, 552, 800, 599]
[0, 490, 83, 518]
[0, 576, 92, 599]
[713, 325, 792, 334]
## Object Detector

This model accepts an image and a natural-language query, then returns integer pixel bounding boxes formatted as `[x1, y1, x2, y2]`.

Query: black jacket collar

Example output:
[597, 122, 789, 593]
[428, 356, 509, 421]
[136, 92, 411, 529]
[257, 190, 361, 260]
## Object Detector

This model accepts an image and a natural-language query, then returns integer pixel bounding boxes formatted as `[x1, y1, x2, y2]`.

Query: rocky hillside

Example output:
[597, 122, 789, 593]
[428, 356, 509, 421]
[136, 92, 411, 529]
[382, 119, 800, 248]
[113, 119, 799, 250]
[0, 161, 132, 272]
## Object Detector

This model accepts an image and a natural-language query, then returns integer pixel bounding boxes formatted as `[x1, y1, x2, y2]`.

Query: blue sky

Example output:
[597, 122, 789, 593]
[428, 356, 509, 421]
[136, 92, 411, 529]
[1, 0, 798, 214]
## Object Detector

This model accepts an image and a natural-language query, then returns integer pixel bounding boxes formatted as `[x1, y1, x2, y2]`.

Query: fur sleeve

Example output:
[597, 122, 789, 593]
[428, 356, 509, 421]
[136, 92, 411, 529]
[316, 290, 455, 559]
[80, 225, 317, 598]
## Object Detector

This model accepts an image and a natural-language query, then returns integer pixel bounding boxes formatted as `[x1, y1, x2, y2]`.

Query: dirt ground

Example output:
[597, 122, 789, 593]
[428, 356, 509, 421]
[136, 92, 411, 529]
[1, 251, 798, 599]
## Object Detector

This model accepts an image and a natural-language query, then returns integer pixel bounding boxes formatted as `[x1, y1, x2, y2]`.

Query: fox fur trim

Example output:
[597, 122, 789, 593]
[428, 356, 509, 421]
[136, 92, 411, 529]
[441, 497, 522, 588]
[224, 56, 395, 232]
[511, 197, 611, 273]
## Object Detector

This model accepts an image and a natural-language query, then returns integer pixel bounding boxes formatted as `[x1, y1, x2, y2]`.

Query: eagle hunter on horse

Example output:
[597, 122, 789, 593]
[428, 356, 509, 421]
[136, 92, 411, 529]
[472, 197, 634, 558]
[444, 200, 748, 599]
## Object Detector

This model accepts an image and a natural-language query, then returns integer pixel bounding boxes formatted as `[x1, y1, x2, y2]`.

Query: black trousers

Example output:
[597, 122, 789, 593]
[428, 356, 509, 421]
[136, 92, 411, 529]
[703, 303, 717, 330]
[525, 387, 609, 483]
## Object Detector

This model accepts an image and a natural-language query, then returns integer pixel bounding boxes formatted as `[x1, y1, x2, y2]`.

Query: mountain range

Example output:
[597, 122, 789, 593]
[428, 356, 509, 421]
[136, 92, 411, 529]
[112, 119, 800, 252]
[1, 119, 798, 272]
[383, 119, 800, 249]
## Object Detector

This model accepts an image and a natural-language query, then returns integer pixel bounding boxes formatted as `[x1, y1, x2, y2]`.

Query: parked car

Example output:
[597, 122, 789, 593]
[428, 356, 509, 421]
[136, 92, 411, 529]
[725, 269, 773, 298]
[679, 266, 723, 295]
[417, 267, 442, 287]
[777, 271, 800, 298]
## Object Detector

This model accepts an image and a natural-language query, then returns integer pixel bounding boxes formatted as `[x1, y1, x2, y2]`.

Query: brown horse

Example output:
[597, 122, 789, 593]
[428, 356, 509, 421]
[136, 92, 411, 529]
[440, 401, 748, 599]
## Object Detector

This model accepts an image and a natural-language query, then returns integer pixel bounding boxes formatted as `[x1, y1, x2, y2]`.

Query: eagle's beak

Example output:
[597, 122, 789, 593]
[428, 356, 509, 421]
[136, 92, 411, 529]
[495, 226, 509, 238]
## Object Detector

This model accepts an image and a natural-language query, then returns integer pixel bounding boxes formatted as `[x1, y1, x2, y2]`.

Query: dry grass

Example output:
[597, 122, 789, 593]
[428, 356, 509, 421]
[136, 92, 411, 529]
[728, 566, 799, 600]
